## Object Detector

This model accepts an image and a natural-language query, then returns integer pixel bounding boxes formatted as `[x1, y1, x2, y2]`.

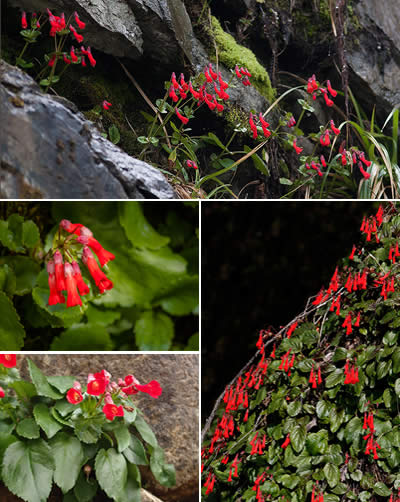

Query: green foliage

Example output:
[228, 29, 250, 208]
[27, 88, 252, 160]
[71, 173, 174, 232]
[0, 202, 198, 350]
[0, 359, 175, 502]
[202, 203, 400, 500]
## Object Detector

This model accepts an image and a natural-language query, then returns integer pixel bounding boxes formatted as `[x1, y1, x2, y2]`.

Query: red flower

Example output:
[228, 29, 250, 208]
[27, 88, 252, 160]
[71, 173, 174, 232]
[259, 114, 271, 138]
[70, 24, 84, 43]
[323, 92, 334, 107]
[235, 65, 242, 79]
[47, 260, 65, 306]
[63, 54, 71, 65]
[85, 47, 96, 67]
[307, 74, 319, 93]
[60, 219, 84, 235]
[327, 80, 337, 97]
[186, 160, 198, 169]
[102, 100, 112, 110]
[171, 72, 179, 89]
[330, 120, 340, 135]
[76, 234, 115, 267]
[218, 72, 229, 91]
[208, 64, 218, 81]
[74, 11, 86, 30]
[87, 375, 107, 396]
[287, 116, 296, 127]
[204, 67, 213, 83]
[281, 434, 290, 449]
[358, 162, 370, 180]
[64, 263, 82, 308]
[241, 67, 251, 77]
[134, 380, 162, 398]
[175, 108, 189, 125]
[70, 46, 78, 63]
[81, 56, 87, 67]
[66, 388, 83, 404]
[349, 245, 356, 260]
[249, 113, 258, 139]
[71, 261, 90, 296]
[103, 403, 124, 421]
[169, 86, 178, 103]
[82, 247, 113, 293]
[21, 11, 28, 29]
[320, 131, 331, 146]
[320, 155, 327, 168]
[0, 355, 17, 368]
[0, 387, 5, 399]
[293, 139, 303, 155]
[242, 76, 251, 87]
[53, 251, 66, 291]
[189, 82, 200, 100]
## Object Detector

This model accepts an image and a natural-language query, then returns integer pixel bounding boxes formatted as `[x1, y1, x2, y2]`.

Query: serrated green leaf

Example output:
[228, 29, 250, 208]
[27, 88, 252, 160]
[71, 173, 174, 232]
[135, 311, 174, 351]
[2, 439, 54, 502]
[16, 418, 40, 439]
[33, 403, 63, 439]
[9, 380, 37, 401]
[50, 432, 85, 493]
[50, 324, 113, 351]
[123, 435, 148, 465]
[113, 424, 131, 453]
[95, 448, 127, 500]
[134, 414, 158, 447]
[154, 276, 199, 316]
[149, 445, 176, 487]
[0, 291, 25, 349]
[28, 358, 63, 399]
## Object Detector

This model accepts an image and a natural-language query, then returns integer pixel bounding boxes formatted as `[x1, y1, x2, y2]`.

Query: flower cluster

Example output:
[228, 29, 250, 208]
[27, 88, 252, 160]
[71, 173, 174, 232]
[306, 75, 337, 107]
[249, 113, 271, 140]
[360, 211, 382, 241]
[278, 349, 295, 375]
[362, 410, 380, 459]
[342, 311, 361, 335]
[309, 364, 322, 388]
[47, 220, 115, 308]
[66, 369, 162, 421]
[343, 359, 359, 384]
[227, 454, 240, 481]
[311, 484, 325, 502]
[249, 432, 266, 455]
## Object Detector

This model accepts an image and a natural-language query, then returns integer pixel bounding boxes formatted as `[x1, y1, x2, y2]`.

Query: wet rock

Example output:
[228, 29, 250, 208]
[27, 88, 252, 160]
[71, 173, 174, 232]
[19, 354, 199, 502]
[0, 60, 175, 199]
[8, 0, 194, 63]
[347, 1, 400, 116]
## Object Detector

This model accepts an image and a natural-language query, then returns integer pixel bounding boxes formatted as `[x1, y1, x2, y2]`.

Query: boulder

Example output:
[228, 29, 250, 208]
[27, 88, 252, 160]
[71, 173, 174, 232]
[19, 354, 199, 502]
[8, 0, 194, 63]
[0, 60, 175, 199]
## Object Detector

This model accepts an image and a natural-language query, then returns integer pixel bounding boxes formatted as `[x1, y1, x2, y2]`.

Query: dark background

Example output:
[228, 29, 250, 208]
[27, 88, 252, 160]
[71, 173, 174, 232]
[201, 201, 381, 424]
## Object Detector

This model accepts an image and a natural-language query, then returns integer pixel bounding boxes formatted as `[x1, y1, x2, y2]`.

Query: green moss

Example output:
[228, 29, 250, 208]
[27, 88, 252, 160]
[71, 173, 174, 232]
[210, 16, 275, 102]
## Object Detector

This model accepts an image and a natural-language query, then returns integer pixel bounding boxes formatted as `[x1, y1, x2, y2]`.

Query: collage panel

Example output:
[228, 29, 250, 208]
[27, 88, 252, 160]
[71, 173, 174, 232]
[201, 202, 400, 501]
[0, 201, 199, 351]
[0, 353, 199, 501]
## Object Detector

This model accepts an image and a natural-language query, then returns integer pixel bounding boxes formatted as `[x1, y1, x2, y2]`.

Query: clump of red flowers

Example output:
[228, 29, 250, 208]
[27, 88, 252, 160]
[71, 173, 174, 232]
[343, 359, 359, 384]
[46, 220, 115, 308]
[66, 369, 162, 421]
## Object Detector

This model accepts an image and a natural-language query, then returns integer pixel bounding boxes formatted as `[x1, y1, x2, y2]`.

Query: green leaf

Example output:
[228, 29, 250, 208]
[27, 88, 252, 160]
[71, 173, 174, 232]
[119, 202, 170, 250]
[33, 403, 63, 439]
[316, 400, 332, 419]
[114, 424, 131, 453]
[0, 264, 16, 296]
[0, 256, 40, 295]
[134, 414, 158, 447]
[291, 424, 306, 453]
[135, 311, 174, 350]
[22, 220, 40, 248]
[287, 400, 302, 417]
[2, 439, 54, 502]
[149, 445, 176, 487]
[324, 463, 340, 488]
[51, 324, 113, 351]
[395, 378, 400, 397]
[306, 430, 328, 455]
[280, 177, 293, 185]
[47, 376, 77, 393]
[279, 474, 300, 489]
[50, 432, 85, 493]
[377, 360, 392, 379]
[155, 276, 199, 316]
[39, 75, 60, 86]
[325, 369, 343, 388]
[95, 448, 127, 500]
[0, 291, 25, 349]
[123, 435, 148, 465]
[9, 381, 37, 401]
[117, 463, 141, 502]
[108, 125, 121, 145]
[73, 471, 98, 502]
[373, 482, 391, 496]
[16, 418, 40, 439]
[28, 358, 63, 399]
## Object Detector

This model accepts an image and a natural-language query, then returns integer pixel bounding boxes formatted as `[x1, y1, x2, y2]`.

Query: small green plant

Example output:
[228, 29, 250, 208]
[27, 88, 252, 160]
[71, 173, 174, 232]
[0, 355, 175, 502]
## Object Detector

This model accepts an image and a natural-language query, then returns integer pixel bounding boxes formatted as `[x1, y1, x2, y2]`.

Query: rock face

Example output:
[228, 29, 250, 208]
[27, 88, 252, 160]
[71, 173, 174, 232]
[0, 60, 175, 199]
[347, 0, 400, 115]
[8, 0, 194, 63]
[19, 354, 199, 502]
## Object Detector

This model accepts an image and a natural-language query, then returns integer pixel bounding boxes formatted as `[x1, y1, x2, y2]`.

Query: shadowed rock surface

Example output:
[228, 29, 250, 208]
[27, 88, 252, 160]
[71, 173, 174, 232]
[0, 60, 175, 199]
[18, 354, 199, 502]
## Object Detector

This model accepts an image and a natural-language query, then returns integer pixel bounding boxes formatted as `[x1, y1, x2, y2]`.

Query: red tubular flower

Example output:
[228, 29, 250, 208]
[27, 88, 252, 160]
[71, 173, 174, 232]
[208, 64, 218, 81]
[330, 120, 340, 135]
[359, 153, 372, 167]
[53, 251, 66, 291]
[354, 312, 361, 327]
[204, 94, 216, 110]
[215, 101, 224, 112]
[76, 234, 115, 267]
[327, 80, 338, 97]
[66, 388, 83, 404]
[323, 92, 334, 107]
[218, 72, 229, 91]
[81, 56, 87, 67]
[70, 24, 84, 43]
[320, 131, 331, 146]
[64, 263, 82, 308]
[103, 403, 124, 421]
[293, 139, 303, 155]
[307, 74, 319, 93]
[281, 434, 290, 449]
[178, 87, 187, 100]
[82, 247, 113, 293]
[63, 54, 71, 65]
[171, 72, 179, 89]
[186, 160, 199, 169]
[287, 321, 298, 338]
[21, 11, 28, 29]
[259, 114, 271, 137]
[175, 108, 189, 125]
[349, 245, 356, 260]
[86, 47, 96, 67]
[60, 219, 84, 235]
[169, 86, 178, 102]
[48, 54, 57, 67]
[249, 113, 258, 139]
[74, 11, 86, 30]
[240, 67, 251, 77]
[0, 387, 4, 398]
[47, 260, 65, 306]
[0, 355, 17, 368]
[102, 100, 112, 110]
[358, 162, 370, 180]
[70, 46, 78, 63]
[270, 344, 276, 358]
[72, 261, 90, 296]
[317, 367, 322, 385]
[235, 65, 242, 79]
[204, 68, 213, 83]
[189, 82, 200, 100]
[242, 76, 251, 87]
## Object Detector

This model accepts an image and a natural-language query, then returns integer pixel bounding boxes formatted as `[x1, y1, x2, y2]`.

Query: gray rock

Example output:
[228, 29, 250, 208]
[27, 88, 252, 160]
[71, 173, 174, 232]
[18, 354, 199, 502]
[0, 60, 175, 199]
[8, 0, 194, 63]
[347, 1, 400, 114]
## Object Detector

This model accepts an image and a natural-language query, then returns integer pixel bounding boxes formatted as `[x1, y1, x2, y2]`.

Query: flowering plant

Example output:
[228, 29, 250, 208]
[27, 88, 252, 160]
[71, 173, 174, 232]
[17, 8, 96, 93]
[0, 356, 175, 502]
[202, 203, 400, 500]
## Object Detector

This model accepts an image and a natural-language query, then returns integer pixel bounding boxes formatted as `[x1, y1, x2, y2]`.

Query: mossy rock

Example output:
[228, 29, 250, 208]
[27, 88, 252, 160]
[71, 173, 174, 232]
[209, 16, 275, 102]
